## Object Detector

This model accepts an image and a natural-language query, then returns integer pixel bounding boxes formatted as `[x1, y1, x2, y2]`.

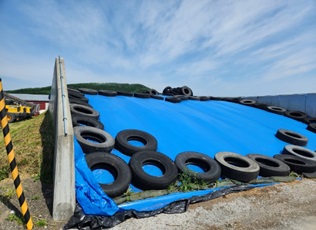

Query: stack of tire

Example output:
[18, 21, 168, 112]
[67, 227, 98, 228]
[274, 129, 316, 176]
[162, 86, 194, 103]
[68, 88, 105, 131]
[69, 88, 127, 197]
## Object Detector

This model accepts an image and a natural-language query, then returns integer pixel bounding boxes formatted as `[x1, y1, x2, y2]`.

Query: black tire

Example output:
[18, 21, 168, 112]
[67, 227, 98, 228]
[162, 86, 172, 96]
[72, 115, 104, 130]
[74, 126, 115, 153]
[117, 91, 133, 97]
[129, 151, 178, 190]
[68, 88, 82, 94]
[302, 171, 316, 178]
[68, 89, 84, 97]
[275, 129, 308, 146]
[199, 96, 211, 101]
[148, 89, 159, 95]
[285, 110, 307, 121]
[78, 88, 98, 95]
[180, 86, 193, 96]
[304, 117, 316, 124]
[165, 97, 181, 103]
[246, 154, 290, 177]
[239, 99, 256, 105]
[7, 113, 16, 123]
[85, 152, 131, 197]
[254, 103, 267, 110]
[174, 95, 189, 101]
[98, 90, 117, 97]
[274, 154, 316, 174]
[282, 145, 316, 162]
[69, 98, 92, 108]
[230, 97, 241, 103]
[307, 123, 316, 133]
[189, 96, 201, 101]
[151, 95, 164, 100]
[115, 129, 157, 156]
[267, 106, 286, 115]
[175, 151, 221, 182]
[68, 94, 89, 103]
[171, 88, 182, 95]
[215, 152, 260, 183]
[70, 104, 100, 119]
[134, 92, 151, 98]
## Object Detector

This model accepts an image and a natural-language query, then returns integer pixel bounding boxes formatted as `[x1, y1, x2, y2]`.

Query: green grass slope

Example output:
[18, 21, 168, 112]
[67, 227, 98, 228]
[7, 82, 150, 95]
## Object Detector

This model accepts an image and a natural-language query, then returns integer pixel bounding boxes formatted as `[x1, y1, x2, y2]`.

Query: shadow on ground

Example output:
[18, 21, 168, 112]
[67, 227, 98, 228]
[39, 112, 55, 216]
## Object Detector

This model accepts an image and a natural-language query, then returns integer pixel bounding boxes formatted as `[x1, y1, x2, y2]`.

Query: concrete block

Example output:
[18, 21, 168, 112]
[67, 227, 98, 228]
[49, 57, 75, 221]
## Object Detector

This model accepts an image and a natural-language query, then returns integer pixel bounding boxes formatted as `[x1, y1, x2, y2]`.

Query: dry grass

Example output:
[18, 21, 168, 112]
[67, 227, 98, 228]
[0, 112, 54, 183]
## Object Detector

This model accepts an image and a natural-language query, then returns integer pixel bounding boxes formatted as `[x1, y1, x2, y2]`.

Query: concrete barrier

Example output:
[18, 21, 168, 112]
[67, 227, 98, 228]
[246, 93, 316, 117]
[49, 57, 75, 221]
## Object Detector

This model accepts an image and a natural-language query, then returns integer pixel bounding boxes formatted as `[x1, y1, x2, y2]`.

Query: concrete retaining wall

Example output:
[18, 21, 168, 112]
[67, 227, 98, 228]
[246, 93, 316, 117]
[48, 57, 75, 221]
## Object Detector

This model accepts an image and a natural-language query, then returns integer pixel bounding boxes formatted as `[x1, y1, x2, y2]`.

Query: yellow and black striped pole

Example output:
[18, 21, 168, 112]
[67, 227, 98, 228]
[0, 79, 33, 229]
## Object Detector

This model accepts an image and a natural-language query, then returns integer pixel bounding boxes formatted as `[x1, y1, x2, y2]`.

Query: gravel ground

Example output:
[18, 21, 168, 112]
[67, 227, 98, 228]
[0, 177, 316, 230]
[112, 179, 316, 230]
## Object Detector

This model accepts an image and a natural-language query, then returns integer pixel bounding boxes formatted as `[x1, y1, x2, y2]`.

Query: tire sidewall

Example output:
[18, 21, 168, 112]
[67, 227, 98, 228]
[175, 151, 221, 182]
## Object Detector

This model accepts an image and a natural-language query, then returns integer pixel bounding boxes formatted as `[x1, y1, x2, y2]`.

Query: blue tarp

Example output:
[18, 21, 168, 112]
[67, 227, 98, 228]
[74, 95, 316, 215]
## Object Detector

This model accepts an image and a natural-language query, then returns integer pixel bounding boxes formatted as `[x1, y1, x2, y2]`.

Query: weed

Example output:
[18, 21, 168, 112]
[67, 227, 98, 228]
[0, 166, 10, 181]
[32, 174, 41, 182]
[2, 187, 16, 199]
[6, 213, 23, 225]
[31, 195, 40, 201]
[168, 172, 211, 193]
[123, 187, 133, 202]
[35, 219, 47, 227]
[289, 171, 299, 178]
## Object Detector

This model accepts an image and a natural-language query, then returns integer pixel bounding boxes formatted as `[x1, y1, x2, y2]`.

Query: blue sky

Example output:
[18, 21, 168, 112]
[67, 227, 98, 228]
[0, 0, 315, 96]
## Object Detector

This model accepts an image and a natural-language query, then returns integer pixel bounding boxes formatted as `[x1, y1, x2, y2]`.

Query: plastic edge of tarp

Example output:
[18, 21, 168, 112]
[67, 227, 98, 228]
[64, 183, 275, 229]
[74, 137, 119, 216]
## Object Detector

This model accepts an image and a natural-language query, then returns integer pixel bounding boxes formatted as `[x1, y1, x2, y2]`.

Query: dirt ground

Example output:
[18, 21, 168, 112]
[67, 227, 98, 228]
[0, 177, 316, 230]
[0, 176, 65, 230]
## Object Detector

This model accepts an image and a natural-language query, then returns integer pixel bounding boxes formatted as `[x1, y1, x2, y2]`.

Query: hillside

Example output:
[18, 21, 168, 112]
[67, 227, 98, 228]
[6, 82, 150, 95]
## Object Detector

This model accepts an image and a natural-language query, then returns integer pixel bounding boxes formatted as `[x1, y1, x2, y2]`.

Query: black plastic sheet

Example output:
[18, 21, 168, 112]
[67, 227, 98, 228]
[64, 185, 255, 229]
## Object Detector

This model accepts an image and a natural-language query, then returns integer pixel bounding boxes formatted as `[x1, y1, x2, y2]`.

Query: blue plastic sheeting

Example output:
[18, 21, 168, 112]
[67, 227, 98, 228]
[74, 95, 316, 215]
[74, 140, 118, 215]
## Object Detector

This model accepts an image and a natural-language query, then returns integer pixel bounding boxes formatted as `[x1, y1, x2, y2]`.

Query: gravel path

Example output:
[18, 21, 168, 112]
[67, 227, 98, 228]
[112, 179, 316, 230]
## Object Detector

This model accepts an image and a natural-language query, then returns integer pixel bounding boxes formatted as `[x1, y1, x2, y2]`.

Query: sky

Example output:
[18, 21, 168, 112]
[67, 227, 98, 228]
[0, 0, 315, 97]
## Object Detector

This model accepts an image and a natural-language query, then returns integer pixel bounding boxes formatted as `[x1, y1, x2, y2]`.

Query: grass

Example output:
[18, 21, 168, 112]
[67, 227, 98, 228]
[6, 213, 24, 225]
[7, 82, 150, 95]
[1, 187, 16, 199]
[0, 112, 54, 183]
[0, 165, 10, 181]
[168, 172, 211, 193]
[35, 219, 47, 227]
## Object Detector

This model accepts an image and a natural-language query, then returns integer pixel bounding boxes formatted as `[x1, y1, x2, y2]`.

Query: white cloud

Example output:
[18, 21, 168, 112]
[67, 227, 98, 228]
[0, 0, 315, 96]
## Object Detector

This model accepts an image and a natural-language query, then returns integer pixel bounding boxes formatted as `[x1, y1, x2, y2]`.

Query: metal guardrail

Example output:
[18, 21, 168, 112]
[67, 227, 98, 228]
[58, 56, 68, 136]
